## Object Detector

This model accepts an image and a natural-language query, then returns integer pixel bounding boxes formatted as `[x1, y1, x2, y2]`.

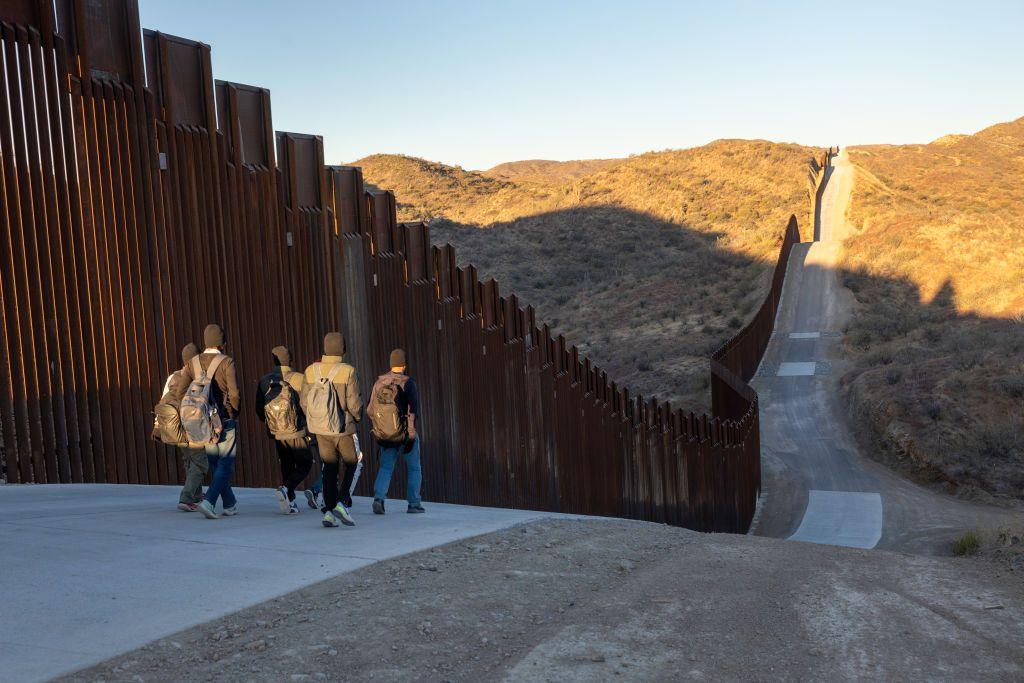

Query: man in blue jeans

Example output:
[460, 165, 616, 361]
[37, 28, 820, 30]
[369, 348, 424, 514]
[189, 324, 242, 519]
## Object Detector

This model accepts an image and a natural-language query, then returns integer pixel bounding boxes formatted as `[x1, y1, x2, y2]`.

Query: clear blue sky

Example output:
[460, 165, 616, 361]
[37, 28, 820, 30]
[139, 0, 1024, 170]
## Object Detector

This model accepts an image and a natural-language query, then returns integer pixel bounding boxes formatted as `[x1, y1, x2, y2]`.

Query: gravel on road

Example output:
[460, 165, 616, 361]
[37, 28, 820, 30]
[62, 518, 1024, 682]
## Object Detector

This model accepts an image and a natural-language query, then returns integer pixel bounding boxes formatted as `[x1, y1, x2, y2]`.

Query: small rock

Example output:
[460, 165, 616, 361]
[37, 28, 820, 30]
[590, 653, 606, 663]
[618, 559, 635, 573]
[244, 639, 268, 652]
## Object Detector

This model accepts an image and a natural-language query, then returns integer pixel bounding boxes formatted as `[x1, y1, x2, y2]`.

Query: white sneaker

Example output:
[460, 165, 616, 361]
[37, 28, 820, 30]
[198, 500, 218, 519]
[288, 501, 299, 515]
[222, 505, 238, 516]
[274, 486, 291, 514]
[322, 511, 339, 528]
[333, 503, 355, 527]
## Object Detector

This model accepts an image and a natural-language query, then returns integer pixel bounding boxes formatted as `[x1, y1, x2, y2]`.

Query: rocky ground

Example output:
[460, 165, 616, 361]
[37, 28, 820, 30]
[63, 518, 1024, 682]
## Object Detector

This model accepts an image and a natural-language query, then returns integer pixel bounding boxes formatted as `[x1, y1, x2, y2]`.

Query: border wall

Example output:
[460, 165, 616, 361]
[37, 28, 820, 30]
[0, 0, 831, 532]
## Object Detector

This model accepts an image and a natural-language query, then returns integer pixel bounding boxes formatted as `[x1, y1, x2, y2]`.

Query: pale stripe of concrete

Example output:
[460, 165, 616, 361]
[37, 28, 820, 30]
[788, 490, 883, 549]
[788, 332, 821, 339]
[777, 362, 816, 376]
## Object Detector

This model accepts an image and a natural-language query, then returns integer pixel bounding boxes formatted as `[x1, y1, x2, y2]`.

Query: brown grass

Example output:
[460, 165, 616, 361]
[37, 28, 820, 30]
[356, 140, 820, 411]
[841, 116, 1024, 501]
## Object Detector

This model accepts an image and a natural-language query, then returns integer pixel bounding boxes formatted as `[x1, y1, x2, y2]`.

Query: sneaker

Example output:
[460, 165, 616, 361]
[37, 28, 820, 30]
[177, 502, 197, 512]
[342, 494, 353, 509]
[274, 486, 291, 515]
[372, 498, 385, 515]
[222, 505, 239, 516]
[304, 489, 319, 509]
[288, 501, 300, 515]
[407, 505, 426, 514]
[322, 511, 339, 528]
[333, 504, 355, 527]
[198, 500, 218, 519]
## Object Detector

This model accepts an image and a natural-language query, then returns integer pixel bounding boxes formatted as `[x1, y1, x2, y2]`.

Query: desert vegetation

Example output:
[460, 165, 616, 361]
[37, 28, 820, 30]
[357, 140, 820, 411]
[841, 117, 1024, 502]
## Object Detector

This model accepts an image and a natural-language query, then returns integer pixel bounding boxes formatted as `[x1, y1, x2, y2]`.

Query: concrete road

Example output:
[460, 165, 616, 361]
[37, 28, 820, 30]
[752, 150, 1020, 553]
[0, 484, 578, 682]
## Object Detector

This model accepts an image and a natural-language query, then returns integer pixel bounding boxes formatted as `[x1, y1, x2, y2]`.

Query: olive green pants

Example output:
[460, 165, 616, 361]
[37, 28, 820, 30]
[179, 446, 208, 504]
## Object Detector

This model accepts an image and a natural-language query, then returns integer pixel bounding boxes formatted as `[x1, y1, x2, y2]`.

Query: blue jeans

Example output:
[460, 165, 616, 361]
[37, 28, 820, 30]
[205, 422, 237, 509]
[373, 437, 421, 507]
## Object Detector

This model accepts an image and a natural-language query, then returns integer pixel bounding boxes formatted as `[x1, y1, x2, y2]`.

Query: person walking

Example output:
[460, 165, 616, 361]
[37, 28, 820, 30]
[255, 345, 312, 515]
[303, 433, 364, 510]
[185, 324, 241, 519]
[368, 348, 424, 514]
[152, 343, 208, 511]
[301, 332, 362, 528]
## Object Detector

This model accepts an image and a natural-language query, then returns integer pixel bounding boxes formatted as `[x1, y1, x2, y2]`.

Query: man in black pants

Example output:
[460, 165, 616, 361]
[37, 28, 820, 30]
[256, 345, 312, 515]
[301, 332, 362, 528]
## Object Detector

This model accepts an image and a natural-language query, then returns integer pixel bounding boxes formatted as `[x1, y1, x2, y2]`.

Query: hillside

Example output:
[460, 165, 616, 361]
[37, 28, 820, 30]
[483, 158, 625, 185]
[841, 116, 1024, 501]
[356, 140, 821, 410]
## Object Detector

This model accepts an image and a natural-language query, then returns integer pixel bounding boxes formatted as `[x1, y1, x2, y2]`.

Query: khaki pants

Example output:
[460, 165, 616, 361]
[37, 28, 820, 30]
[179, 446, 208, 504]
[315, 434, 356, 511]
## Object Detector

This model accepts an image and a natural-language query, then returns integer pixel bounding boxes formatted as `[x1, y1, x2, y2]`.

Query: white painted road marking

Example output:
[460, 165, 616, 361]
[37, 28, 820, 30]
[789, 332, 821, 339]
[777, 362, 816, 376]
[789, 490, 883, 549]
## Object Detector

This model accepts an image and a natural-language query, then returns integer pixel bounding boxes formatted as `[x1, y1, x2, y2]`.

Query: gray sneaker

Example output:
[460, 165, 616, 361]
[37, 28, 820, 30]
[333, 504, 355, 527]
[407, 505, 426, 514]
[274, 486, 291, 515]
[304, 489, 319, 509]
[372, 498, 385, 515]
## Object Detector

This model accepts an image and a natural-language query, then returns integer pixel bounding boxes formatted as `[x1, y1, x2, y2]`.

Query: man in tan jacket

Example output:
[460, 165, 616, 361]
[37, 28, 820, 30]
[301, 332, 362, 528]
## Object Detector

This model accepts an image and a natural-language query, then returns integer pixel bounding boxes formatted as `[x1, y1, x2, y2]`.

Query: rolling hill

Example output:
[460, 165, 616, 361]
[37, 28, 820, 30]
[356, 140, 821, 411]
[842, 116, 1024, 501]
[482, 158, 625, 185]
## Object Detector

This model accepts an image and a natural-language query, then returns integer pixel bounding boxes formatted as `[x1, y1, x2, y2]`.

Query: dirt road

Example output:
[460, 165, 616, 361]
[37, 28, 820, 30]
[61, 518, 1024, 682]
[751, 150, 1020, 553]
